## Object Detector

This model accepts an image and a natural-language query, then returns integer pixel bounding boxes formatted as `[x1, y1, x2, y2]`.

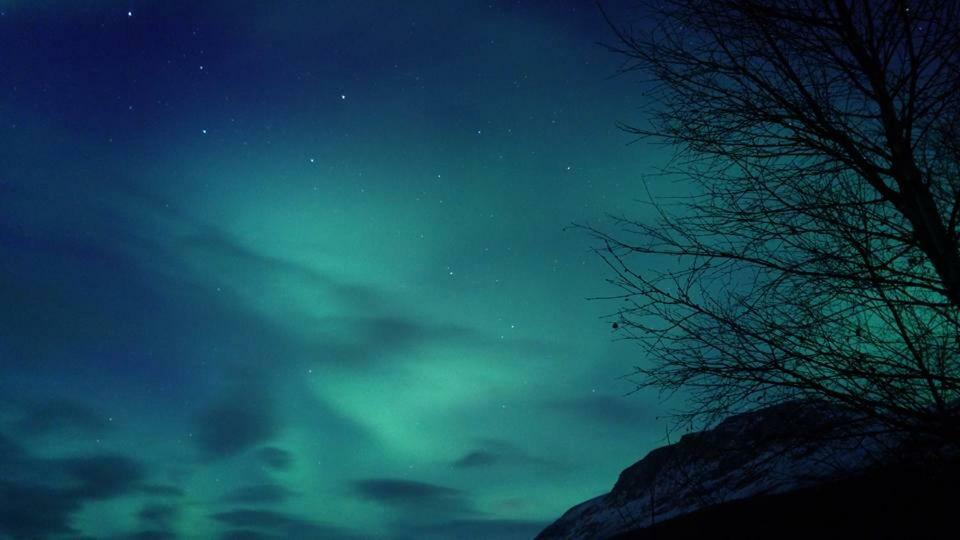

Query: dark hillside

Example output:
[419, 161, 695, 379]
[537, 402, 958, 540]
[613, 462, 958, 540]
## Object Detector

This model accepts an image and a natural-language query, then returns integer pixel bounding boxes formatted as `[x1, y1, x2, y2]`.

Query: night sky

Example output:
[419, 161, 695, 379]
[0, 2, 671, 538]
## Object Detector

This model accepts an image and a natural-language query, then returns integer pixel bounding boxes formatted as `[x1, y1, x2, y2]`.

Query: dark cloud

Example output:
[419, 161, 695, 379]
[0, 481, 82, 538]
[210, 510, 361, 539]
[451, 439, 560, 471]
[351, 478, 461, 501]
[140, 484, 185, 497]
[0, 435, 146, 539]
[256, 447, 293, 471]
[13, 398, 110, 438]
[211, 509, 305, 529]
[60, 455, 146, 499]
[138, 503, 179, 528]
[194, 390, 276, 461]
[453, 450, 500, 468]
[116, 531, 177, 540]
[403, 518, 550, 540]
[336, 316, 470, 352]
[291, 315, 477, 368]
[220, 483, 295, 504]
[350, 478, 475, 516]
[0, 432, 25, 461]
[219, 531, 282, 540]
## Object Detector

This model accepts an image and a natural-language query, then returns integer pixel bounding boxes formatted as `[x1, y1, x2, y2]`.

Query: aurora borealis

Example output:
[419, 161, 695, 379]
[0, 1, 670, 538]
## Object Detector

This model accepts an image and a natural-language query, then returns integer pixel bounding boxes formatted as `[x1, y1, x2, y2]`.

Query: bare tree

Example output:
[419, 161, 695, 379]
[590, 0, 960, 447]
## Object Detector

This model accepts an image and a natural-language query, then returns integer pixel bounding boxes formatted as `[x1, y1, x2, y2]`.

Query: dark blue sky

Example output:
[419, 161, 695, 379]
[0, 2, 672, 538]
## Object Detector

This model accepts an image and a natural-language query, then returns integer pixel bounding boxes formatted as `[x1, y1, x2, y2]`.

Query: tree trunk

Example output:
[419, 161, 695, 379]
[896, 168, 960, 309]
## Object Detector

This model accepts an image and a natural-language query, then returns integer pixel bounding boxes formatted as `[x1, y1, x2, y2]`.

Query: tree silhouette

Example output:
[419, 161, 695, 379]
[591, 0, 960, 447]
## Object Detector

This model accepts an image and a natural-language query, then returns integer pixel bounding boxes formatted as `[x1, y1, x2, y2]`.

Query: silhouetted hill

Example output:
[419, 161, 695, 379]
[537, 401, 956, 539]
[611, 462, 957, 539]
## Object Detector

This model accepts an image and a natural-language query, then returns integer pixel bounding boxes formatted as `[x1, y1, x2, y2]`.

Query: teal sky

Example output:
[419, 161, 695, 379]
[0, 2, 673, 538]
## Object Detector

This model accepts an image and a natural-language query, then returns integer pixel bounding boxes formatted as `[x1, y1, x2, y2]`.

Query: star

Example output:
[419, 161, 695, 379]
[201, 129, 207, 134]
[127, 11, 133, 17]
[341, 94, 346, 100]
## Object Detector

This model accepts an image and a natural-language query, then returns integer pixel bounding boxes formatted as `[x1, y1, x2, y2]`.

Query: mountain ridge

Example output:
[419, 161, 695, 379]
[536, 400, 909, 539]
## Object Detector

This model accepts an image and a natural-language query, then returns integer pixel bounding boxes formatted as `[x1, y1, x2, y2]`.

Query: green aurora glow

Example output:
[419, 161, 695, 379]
[0, 2, 673, 538]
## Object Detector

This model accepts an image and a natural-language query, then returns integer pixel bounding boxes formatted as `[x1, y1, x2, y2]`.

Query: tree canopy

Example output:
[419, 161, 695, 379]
[594, 0, 960, 446]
